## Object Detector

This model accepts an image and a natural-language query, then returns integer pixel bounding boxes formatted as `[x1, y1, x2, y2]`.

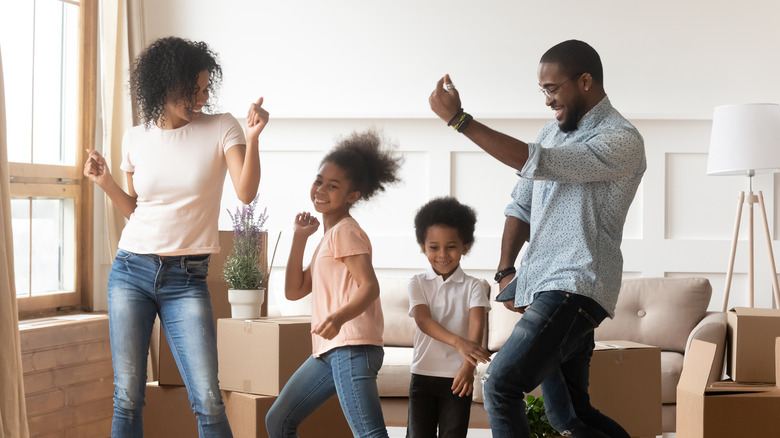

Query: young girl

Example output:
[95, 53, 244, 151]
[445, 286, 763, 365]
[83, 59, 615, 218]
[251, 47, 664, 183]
[83, 37, 268, 436]
[407, 197, 491, 438]
[265, 129, 402, 438]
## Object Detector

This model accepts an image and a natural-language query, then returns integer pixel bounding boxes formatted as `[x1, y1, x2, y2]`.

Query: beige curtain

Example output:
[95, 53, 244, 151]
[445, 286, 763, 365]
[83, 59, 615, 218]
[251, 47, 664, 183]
[99, 0, 144, 257]
[0, 47, 31, 438]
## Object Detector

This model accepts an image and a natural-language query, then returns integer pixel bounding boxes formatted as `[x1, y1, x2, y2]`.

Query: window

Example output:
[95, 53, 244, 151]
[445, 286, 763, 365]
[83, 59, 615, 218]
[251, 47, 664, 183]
[1, 0, 96, 314]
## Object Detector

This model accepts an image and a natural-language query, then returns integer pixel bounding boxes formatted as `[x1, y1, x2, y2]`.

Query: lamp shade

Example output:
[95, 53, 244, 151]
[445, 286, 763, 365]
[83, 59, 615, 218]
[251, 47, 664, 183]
[706, 103, 780, 176]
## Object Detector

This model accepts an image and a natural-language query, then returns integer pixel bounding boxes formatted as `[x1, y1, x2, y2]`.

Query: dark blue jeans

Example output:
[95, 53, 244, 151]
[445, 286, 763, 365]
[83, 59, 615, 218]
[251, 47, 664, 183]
[406, 373, 472, 438]
[482, 291, 628, 438]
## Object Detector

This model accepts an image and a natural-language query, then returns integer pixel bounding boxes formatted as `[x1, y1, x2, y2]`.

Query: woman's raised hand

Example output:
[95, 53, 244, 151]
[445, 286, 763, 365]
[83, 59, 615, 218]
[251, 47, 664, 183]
[83, 149, 113, 188]
[246, 97, 269, 140]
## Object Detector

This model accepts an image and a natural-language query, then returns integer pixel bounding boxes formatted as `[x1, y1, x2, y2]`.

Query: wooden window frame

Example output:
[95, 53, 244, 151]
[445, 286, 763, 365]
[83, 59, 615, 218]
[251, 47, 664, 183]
[11, 0, 97, 316]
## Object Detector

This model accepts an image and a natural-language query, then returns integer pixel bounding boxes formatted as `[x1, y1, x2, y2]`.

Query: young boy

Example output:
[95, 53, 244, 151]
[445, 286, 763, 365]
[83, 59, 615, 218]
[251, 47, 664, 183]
[407, 197, 492, 438]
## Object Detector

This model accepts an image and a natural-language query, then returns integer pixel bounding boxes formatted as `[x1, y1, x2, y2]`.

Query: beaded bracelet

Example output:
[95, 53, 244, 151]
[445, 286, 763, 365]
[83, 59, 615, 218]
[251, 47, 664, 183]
[494, 266, 516, 283]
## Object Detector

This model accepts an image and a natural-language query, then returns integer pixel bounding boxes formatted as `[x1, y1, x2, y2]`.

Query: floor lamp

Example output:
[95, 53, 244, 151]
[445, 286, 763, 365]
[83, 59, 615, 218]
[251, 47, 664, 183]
[706, 103, 780, 311]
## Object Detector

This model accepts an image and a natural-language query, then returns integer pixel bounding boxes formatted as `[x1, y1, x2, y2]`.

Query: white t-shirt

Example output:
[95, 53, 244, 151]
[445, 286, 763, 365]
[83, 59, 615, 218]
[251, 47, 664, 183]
[408, 266, 491, 378]
[118, 113, 245, 255]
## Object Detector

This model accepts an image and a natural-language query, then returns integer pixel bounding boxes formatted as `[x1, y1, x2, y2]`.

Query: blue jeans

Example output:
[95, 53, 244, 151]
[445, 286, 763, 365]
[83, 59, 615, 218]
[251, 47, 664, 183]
[482, 291, 628, 438]
[406, 373, 472, 438]
[107, 249, 231, 438]
[266, 345, 388, 438]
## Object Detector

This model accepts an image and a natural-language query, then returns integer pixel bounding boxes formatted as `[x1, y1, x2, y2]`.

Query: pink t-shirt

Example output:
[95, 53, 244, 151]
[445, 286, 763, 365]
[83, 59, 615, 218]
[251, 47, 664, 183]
[118, 113, 245, 255]
[310, 217, 384, 356]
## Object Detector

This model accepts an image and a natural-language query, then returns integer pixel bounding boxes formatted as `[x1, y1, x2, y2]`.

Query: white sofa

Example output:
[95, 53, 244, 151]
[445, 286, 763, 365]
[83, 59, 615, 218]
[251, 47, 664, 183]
[376, 276, 727, 433]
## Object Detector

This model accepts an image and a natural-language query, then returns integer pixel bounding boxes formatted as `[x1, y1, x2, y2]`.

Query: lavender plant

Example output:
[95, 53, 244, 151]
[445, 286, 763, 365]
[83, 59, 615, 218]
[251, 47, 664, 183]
[223, 196, 269, 290]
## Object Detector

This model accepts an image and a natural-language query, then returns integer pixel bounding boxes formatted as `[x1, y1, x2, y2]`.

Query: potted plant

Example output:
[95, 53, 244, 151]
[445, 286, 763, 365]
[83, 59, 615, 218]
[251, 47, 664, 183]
[526, 395, 562, 438]
[223, 196, 269, 319]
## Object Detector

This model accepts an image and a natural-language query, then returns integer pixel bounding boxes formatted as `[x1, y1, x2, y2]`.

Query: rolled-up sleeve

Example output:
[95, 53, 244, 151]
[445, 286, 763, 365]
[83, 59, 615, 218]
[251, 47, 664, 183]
[504, 177, 532, 225]
[519, 127, 644, 184]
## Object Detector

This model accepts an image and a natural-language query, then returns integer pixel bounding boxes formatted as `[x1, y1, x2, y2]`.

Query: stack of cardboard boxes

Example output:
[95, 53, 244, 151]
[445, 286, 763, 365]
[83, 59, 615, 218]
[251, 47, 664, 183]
[143, 232, 350, 437]
[677, 307, 780, 437]
[215, 316, 351, 437]
[145, 315, 350, 437]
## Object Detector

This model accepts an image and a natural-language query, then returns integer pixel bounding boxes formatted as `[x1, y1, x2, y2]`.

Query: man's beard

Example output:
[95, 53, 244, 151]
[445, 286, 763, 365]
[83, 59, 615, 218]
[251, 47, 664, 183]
[558, 97, 586, 133]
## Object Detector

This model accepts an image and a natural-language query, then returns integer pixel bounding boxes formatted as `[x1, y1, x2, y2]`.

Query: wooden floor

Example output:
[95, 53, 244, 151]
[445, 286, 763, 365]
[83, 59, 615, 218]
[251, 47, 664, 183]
[387, 427, 675, 437]
[388, 427, 491, 437]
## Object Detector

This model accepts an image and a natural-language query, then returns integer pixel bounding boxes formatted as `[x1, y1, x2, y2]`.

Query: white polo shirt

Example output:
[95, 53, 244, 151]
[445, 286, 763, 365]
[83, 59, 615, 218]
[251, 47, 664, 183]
[408, 266, 491, 378]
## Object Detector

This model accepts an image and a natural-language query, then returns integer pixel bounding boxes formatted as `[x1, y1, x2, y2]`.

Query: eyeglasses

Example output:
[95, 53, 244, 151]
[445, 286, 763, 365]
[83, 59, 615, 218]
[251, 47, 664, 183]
[538, 73, 584, 98]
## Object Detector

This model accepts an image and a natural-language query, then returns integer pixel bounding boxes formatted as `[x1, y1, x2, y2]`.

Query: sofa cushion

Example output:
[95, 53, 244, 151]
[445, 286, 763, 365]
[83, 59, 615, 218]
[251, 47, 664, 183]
[487, 283, 522, 352]
[661, 351, 683, 404]
[377, 346, 414, 396]
[473, 359, 491, 403]
[685, 311, 727, 384]
[595, 277, 712, 353]
[379, 277, 417, 347]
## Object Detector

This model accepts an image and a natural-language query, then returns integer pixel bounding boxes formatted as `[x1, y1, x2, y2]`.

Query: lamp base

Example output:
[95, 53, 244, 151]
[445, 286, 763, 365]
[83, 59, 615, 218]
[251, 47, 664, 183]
[721, 190, 780, 311]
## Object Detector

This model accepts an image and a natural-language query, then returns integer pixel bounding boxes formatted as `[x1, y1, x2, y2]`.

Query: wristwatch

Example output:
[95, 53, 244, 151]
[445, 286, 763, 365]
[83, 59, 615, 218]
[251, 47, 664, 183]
[494, 266, 516, 283]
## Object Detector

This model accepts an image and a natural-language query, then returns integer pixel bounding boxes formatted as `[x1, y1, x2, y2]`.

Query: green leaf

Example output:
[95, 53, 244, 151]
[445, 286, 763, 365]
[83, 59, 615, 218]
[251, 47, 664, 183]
[525, 395, 560, 438]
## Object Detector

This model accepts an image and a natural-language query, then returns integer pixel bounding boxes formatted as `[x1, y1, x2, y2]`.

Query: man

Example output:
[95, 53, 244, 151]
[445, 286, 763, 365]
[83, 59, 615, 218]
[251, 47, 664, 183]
[429, 40, 646, 437]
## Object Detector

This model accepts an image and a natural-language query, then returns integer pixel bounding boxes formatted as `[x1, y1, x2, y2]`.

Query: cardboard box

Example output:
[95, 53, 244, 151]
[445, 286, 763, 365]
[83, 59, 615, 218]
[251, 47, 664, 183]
[158, 231, 270, 386]
[470, 340, 662, 433]
[144, 382, 195, 437]
[218, 316, 312, 396]
[727, 306, 780, 383]
[677, 339, 780, 437]
[144, 382, 350, 437]
[524, 341, 661, 437]
[588, 341, 662, 437]
[224, 390, 351, 437]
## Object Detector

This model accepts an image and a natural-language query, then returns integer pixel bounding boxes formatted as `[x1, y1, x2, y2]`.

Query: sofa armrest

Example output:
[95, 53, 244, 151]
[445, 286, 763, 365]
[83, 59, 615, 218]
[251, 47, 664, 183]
[684, 311, 727, 382]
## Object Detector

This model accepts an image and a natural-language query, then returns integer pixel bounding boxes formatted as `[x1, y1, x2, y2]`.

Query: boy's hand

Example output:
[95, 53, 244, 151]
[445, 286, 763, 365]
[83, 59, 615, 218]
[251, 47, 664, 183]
[293, 212, 320, 237]
[454, 337, 491, 367]
[452, 363, 475, 397]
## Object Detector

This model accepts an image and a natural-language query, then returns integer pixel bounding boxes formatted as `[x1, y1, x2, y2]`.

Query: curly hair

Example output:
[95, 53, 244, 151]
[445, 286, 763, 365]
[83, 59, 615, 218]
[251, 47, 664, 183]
[321, 129, 403, 202]
[414, 197, 477, 249]
[130, 37, 222, 128]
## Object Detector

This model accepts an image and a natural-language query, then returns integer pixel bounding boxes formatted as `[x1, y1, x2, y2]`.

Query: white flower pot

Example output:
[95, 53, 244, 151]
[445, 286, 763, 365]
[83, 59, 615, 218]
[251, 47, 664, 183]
[228, 288, 265, 319]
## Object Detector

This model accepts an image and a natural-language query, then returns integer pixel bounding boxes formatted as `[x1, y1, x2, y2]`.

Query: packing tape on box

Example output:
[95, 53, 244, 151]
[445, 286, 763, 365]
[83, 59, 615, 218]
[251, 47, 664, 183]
[596, 342, 625, 349]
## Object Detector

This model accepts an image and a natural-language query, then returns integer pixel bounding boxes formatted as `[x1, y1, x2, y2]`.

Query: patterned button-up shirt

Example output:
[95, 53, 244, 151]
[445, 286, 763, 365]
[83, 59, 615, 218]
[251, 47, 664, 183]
[505, 96, 646, 317]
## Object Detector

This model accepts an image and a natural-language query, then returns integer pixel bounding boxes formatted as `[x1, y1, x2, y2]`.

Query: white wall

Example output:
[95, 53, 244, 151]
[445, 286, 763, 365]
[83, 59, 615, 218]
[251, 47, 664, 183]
[142, 0, 780, 119]
[124, 0, 780, 312]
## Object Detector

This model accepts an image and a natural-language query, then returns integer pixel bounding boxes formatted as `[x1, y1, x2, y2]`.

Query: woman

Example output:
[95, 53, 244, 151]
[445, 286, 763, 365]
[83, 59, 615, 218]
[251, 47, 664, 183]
[84, 36, 268, 437]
